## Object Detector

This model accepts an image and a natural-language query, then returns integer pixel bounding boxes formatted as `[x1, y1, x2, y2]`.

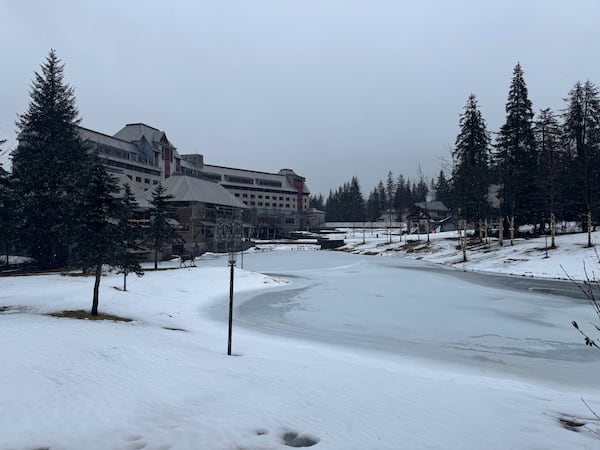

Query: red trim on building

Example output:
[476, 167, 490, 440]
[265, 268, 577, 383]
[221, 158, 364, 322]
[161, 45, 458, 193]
[294, 178, 304, 212]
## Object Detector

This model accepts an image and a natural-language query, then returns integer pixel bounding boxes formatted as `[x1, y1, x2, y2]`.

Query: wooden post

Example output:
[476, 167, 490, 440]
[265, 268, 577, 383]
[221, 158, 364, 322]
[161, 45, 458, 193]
[550, 212, 556, 248]
[462, 219, 467, 262]
[485, 218, 490, 249]
[587, 211, 593, 248]
[498, 216, 503, 247]
[479, 219, 483, 242]
[509, 216, 515, 246]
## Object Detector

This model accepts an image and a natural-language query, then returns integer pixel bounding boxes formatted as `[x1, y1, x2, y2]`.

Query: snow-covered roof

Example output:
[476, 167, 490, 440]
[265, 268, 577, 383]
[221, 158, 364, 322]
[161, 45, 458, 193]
[78, 127, 139, 154]
[414, 201, 449, 212]
[161, 174, 247, 209]
[113, 123, 174, 149]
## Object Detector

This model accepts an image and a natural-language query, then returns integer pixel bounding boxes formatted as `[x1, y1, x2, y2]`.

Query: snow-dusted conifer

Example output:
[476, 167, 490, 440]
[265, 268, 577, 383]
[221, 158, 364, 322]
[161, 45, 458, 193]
[12, 50, 91, 268]
[495, 63, 538, 226]
[148, 182, 178, 269]
[452, 94, 491, 223]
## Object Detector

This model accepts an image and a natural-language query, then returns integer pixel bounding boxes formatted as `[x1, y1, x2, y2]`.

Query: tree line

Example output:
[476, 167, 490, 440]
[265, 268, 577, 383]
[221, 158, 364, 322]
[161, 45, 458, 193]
[0, 50, 180, 315]
[310, 171, 434, 223]
[312, 63, 600, 247]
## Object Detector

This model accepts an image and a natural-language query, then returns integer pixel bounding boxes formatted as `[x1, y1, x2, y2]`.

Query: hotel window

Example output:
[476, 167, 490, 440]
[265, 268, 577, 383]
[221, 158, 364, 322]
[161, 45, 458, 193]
[144, 178, 150, 184]
[136, 176, 142, 182]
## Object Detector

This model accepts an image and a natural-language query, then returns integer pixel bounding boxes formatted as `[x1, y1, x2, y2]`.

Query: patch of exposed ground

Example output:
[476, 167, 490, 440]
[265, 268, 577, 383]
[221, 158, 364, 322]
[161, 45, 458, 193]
[47, 310, 132, 322]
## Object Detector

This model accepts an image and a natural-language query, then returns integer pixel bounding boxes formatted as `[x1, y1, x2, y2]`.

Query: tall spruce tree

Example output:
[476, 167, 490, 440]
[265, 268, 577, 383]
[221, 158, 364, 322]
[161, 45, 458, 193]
[376, 180, 387, 212]
[348, 176, 366, 222]
[562, 80, 600, 246]
[71, 159, 139, 315]
[452, 94, 491, 222]
[385, 171, 396, 214]
[365, 187, 383, 222]
[393, 175, 411, 216]
[12, 50, 92, 268]
[534, 107, 564, 243]
[308, 194, 325, 210]
[434, 170, 453, 209]
[324, 178, 365, 222]
[495, 63, 538, 226]
[148, 182, 179, 269]
[412, 176, 429, 203]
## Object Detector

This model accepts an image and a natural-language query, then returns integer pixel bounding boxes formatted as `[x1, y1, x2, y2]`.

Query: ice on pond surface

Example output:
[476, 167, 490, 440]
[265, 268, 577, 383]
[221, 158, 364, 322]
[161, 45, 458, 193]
[226, 251, 600, 386]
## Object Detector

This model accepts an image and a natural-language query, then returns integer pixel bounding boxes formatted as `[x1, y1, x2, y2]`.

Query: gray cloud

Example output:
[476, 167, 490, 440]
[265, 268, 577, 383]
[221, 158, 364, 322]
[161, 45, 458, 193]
[1, 0, 599, 196]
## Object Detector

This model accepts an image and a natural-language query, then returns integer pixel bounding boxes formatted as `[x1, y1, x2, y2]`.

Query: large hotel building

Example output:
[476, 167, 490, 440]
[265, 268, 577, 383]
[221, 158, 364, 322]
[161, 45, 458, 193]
[77, 123, 314, 252]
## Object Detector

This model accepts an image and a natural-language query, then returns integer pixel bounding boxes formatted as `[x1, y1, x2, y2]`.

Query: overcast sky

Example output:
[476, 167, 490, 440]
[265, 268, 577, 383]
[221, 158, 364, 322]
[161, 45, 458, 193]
[1, 1, 599, 197]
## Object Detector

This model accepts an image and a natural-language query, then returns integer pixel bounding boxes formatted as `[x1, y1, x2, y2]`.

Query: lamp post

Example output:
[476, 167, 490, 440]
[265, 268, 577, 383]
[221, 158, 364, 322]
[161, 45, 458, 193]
[227, 251, 236, 356]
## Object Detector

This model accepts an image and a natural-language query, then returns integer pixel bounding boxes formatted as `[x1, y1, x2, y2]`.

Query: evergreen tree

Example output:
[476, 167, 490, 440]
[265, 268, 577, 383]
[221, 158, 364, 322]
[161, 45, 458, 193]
[533, 108, 565, 232]
[434, 170, 453, 209]
[385, 171, 396, 213]
[115, 183, 145, 291]
[0, 140, 17, 267]
[71, 159, 141, 315]
[348, 176, 366, 222]
[365, 188, 383, 221]
[495, 63, 538, 225]
[412, 177, 429, 203]
[148, 182, 179, 269]
[393, 175, 411, 216]
[324, 178, 365, 222]
[452, 94, 491, 222]
[11, 50, 92, 268]
[325, 188, 339, 221]
[376, 180, 387, 213]
[562, 80, 600, 244]
[308, 194, 325, 210]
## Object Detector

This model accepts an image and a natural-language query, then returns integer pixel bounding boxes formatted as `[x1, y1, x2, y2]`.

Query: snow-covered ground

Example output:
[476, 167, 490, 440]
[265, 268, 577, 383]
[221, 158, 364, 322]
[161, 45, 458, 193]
[326, 227, 600, 281]
[2, 231, 600, 449]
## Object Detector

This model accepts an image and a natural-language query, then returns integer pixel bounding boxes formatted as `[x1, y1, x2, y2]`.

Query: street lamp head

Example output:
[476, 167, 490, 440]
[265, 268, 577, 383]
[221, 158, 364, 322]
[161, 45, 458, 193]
[228, 252, 236, 266]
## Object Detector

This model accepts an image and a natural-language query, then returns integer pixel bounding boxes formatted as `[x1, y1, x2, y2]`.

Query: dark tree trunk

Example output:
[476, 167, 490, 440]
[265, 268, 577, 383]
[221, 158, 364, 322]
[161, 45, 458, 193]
[154, 248, 159, 270]
[92, 264, 101, 316]
[123, 271, 128, 291]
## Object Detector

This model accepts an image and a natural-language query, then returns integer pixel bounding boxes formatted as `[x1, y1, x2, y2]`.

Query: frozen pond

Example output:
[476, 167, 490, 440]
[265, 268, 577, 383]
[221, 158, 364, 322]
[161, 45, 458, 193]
[203, 250, 600, 387]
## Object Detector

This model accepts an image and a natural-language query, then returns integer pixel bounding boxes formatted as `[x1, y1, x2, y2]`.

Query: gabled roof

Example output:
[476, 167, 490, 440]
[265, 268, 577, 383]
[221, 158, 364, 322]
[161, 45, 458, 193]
[113, 123, 174, 149]
[78, 126, 139, 153]
[161, 175, 247, 209]
[414, 201, 449, 212]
